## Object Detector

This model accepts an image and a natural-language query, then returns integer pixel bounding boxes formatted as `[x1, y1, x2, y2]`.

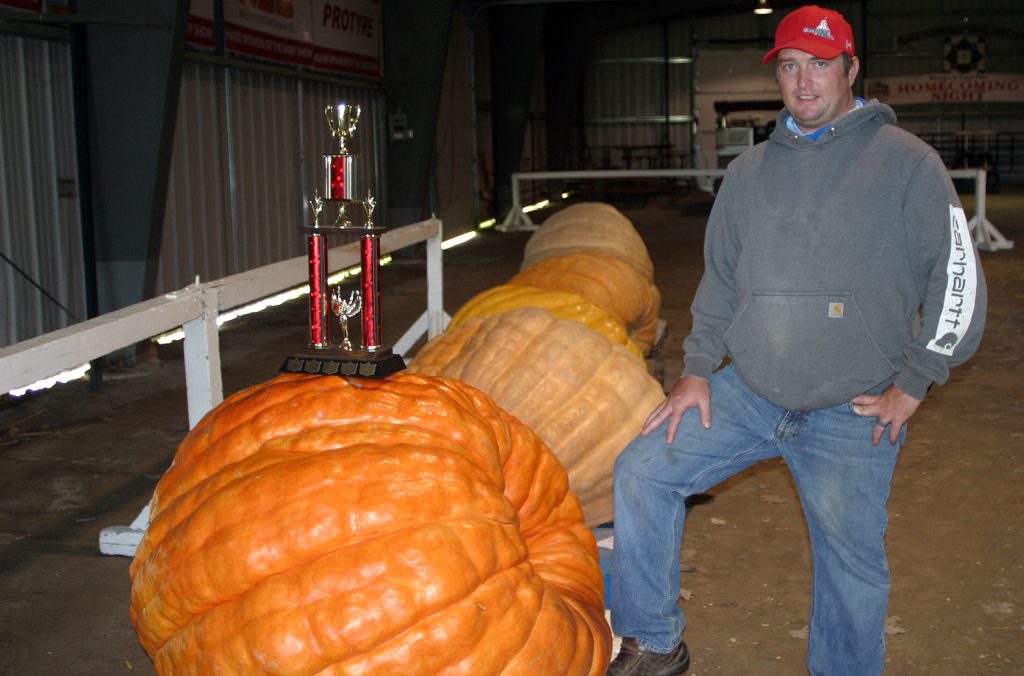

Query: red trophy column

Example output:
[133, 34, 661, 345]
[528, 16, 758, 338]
[359, 234, 381, 350]
[307, 231, 330, 348]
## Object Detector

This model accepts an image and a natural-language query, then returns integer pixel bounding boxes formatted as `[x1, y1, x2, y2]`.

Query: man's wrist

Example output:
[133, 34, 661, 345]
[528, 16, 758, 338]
[682, 356, 716, 381]
[893, 369, 930, 401]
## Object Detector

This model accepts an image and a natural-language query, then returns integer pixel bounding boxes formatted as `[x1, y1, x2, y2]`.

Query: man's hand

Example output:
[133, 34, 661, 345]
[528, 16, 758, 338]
[642, 375, 712, 444]
[851, 385, 922, 446]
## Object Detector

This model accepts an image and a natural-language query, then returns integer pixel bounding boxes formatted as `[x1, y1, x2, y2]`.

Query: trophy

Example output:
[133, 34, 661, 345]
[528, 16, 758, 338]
[323, 103, 360, 202]
[364, 189, 376, 228]
[280, 101, 405, 379]
[330, 287, 361, 350]
[326, 103, 360, 153]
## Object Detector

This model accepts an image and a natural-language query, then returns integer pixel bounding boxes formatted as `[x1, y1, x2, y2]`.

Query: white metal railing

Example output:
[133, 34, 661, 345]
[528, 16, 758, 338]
[1, 218, 446, 421]
[0, 218, 448, 556]
[500, 167, 1013, 252]
[947, 169, 1013, 252]
[498, 169, 727, 232]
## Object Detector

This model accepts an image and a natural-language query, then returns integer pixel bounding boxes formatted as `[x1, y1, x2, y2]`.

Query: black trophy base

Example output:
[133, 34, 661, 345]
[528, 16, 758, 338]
[280, 347, 406, 379]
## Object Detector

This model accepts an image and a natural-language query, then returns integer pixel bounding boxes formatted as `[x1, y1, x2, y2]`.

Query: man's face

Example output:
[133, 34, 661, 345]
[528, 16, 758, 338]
[776, 48, 859, 133]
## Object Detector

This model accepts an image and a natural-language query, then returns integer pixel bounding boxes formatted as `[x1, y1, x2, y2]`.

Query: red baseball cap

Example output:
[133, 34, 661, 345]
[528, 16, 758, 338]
[762, 5, 856, 63]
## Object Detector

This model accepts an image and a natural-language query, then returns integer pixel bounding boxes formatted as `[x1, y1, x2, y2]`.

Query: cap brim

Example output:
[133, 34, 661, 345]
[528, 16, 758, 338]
[762, 39, 845, 63]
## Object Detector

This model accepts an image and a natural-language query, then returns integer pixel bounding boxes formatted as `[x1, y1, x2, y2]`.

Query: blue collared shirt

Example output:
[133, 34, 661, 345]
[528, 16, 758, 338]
[785, 97, 866, 140]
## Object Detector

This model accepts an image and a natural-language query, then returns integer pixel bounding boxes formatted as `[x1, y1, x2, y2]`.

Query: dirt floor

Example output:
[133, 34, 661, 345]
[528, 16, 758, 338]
[1, 186, 1021, 675]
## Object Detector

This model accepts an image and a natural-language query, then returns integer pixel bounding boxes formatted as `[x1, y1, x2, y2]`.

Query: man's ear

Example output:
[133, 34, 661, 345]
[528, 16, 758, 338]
[848, 56, 861, 85]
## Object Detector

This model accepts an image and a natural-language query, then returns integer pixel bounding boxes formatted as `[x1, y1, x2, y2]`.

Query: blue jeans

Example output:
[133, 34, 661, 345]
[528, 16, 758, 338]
[610, 365, 902, 676]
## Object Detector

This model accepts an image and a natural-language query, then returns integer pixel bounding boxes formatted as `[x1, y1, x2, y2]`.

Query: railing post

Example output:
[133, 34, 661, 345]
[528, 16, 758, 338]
[498, 172, 534, 232]
[183, 284, 223, 429]
[974, 168, 988, 248]
[426, 218, 446, 339]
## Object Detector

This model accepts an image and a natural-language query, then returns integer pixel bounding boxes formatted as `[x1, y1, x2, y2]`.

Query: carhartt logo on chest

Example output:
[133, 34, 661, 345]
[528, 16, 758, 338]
[828, 302, 845, 318]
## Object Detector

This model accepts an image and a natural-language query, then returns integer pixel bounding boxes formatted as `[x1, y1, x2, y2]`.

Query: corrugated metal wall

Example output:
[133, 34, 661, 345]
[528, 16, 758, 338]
[582, 22, 694, 170]
[2, 33, 384, 348]
[0, 36, 83, 348]
[159, 62, 231, 292]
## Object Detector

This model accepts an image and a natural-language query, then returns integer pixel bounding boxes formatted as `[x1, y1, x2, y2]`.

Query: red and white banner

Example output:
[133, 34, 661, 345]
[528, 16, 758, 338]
[221, 0, 381, 78]
[187, 0, 216, 50]
[311, 0, 381, 78]
[865, 72, 1024, 105]
[225, 0, 315, 67]
[0, 0, 43, 11]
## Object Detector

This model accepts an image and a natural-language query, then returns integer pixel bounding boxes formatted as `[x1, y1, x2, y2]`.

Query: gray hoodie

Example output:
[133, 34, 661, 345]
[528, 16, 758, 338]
[682, 101, 987, 411]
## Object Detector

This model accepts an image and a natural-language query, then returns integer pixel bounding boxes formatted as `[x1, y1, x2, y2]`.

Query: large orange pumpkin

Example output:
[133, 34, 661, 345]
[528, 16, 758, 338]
[521, 202, 654, 282]
[407, 307, 666, 527]
[508, 252, 661, 355]
[130, 372, 611, 674]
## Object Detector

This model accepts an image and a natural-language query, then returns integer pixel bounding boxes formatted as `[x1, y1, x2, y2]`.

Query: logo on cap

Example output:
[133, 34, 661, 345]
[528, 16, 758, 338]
[762, 5, 856, 63]
[804, 19, 834, 41]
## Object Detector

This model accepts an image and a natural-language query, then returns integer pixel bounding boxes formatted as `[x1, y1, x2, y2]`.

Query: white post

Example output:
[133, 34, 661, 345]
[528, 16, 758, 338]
[98, 500, 152, 556]
[498, 173, 535, 232]
[953, 167, 1013, 252]
[183, 285, 224, 429]
[101, 287, 223, 557]
[974, 168, 988, 248]
[426, 218, 446, 339]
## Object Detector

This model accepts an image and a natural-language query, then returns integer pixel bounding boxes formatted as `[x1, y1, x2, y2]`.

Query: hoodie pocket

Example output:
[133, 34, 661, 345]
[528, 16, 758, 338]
[723, 292, 896, 410]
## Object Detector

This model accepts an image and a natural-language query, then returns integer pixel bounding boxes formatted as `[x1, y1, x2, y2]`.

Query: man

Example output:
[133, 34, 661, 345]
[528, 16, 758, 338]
[608, 5, 987, 675]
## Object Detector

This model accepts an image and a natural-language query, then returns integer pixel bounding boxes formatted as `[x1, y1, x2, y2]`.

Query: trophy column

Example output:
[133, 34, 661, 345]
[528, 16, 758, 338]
[280, 102, 405, 379]
[359, 192, 382, 351]
[307, 211, 331, 349]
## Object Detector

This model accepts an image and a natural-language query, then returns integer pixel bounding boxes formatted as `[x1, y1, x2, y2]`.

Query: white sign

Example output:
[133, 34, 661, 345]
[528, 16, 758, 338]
[865, 73, 1024, 105]
[219, 0, 381, 78]
[311, 0, 382, 77]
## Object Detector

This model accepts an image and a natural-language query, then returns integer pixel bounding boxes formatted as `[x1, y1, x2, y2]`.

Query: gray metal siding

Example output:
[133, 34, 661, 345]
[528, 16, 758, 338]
[158, 61, 231, 293]
[0, 36, 84, 348]
[582, 21, 695, 169]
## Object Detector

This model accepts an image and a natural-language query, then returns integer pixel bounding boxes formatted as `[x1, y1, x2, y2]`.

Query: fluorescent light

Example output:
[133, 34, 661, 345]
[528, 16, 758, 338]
[442, 230, 479, 250]
[8, 363, 91, 397]
[754, 0, 773, 14]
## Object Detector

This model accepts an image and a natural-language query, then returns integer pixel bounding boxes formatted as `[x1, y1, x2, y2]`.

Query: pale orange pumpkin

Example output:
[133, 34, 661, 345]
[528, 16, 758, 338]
[408, 307, 666, 527]
[449, 284, 643, 358]
[130, 372, 611, 674]
[522, 202, 654, 282]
